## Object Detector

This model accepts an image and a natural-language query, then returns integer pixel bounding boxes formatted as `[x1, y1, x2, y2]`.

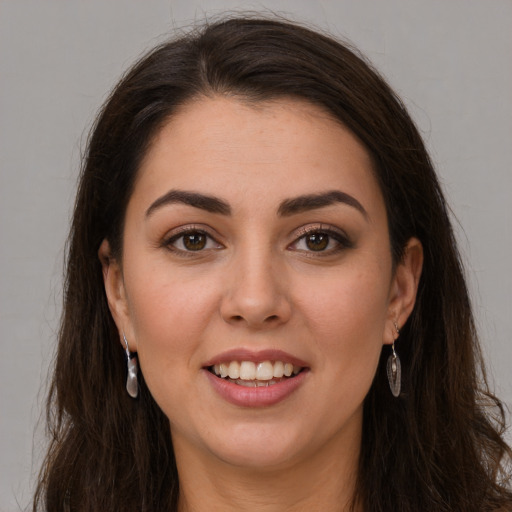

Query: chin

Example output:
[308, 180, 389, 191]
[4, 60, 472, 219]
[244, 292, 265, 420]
[199, 421, 314, 470]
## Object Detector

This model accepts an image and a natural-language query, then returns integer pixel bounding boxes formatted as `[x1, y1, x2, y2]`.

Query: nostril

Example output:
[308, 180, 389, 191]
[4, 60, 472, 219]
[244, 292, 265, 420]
[227, 313, 281, 326]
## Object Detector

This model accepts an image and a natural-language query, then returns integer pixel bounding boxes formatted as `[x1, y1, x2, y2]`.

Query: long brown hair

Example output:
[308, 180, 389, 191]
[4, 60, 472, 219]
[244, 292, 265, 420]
[34, 16, 512, 511]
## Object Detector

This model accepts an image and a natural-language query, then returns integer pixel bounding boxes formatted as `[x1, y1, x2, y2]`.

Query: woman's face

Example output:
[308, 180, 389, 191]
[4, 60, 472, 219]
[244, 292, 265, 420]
[103, 96, 420, 471]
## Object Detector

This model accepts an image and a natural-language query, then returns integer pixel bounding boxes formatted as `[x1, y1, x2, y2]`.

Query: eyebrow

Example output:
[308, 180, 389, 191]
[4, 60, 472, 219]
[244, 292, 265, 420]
[277, 190, 368, 220]
[145, 188, 368, 220]
[146, 189, 231, 218]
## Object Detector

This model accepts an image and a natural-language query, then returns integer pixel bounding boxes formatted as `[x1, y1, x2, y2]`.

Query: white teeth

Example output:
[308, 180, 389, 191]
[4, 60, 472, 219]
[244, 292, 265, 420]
[228, 361, 240, 379]
[256, 361, 274, 380]
[234, 379, 279, 387]
[239, 361, 256, 380]
[211, 360, 304, 381]
[273, 360, 284, 378]
[219, 363, 229, 378]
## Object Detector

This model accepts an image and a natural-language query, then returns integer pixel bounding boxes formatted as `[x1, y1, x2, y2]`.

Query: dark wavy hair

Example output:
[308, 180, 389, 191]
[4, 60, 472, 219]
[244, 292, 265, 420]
[33, 16, 512, 512]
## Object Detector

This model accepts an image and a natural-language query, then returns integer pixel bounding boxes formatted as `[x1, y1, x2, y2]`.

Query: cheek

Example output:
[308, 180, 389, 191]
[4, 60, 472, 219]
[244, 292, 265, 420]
[300, 262, 389, 332]
[124, 267, 219, 387]
[296, 264, 390, 380]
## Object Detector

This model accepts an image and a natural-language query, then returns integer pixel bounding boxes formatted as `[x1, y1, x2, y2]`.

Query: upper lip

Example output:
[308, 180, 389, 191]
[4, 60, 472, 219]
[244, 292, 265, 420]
[202, 348, 309, 368]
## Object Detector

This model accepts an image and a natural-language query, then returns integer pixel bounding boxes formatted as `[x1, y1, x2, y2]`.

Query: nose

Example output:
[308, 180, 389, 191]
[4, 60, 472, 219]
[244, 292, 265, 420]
[219, 245, 292, 329]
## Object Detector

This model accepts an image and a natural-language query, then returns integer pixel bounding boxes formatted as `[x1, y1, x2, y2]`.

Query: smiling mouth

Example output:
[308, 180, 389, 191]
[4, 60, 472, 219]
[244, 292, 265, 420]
[208, 360, 305, 387]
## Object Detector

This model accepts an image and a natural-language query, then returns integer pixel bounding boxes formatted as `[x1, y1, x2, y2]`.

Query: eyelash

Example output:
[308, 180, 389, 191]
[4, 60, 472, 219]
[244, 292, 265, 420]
[162, 225, 352, 257]
[162, 226, 223, 256]
[290, 225, 353, 255]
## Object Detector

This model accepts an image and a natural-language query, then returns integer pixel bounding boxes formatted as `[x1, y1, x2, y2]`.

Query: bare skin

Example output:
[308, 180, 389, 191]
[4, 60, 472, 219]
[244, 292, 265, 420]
[100, 96, 423, 511]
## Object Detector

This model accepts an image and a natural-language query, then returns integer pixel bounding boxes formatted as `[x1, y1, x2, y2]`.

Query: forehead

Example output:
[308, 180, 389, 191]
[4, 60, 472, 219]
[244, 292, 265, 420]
[132, 96, 383, 216]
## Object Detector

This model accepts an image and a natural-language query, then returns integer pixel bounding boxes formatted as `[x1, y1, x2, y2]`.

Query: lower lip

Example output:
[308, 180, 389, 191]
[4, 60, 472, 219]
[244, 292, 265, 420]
[204, 369, 308, 407]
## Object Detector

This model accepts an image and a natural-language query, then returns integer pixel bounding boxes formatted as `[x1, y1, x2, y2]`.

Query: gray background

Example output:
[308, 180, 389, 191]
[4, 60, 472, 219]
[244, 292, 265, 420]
[1, 1, 511, 510]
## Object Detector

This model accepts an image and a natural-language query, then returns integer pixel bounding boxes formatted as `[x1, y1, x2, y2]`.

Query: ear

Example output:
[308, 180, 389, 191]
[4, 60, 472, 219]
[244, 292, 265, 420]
[384, 237, 423, 345]
[98, 239, 136, 351]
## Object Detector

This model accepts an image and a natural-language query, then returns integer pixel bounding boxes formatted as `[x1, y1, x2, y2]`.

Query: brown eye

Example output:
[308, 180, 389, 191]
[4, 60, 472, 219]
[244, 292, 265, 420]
[305, 233, 329, 251]
[289, 227, 352, 254]
[165, 229, 222, 254]
[183, 233, 207, 251]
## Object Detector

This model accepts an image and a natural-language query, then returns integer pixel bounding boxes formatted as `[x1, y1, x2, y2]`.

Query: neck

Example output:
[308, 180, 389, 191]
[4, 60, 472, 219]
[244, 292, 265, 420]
[174, 425, 362, 512]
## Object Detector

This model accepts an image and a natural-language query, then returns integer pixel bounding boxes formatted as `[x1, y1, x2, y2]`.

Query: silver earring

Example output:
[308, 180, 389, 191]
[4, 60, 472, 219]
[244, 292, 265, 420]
[386, 321, 401, 397]
[123, 333, 138, 398]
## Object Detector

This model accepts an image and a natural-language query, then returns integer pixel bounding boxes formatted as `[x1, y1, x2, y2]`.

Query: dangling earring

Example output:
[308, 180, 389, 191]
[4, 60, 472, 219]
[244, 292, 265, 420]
[386, 321, 401, 397]
[123, 333, 138, 398]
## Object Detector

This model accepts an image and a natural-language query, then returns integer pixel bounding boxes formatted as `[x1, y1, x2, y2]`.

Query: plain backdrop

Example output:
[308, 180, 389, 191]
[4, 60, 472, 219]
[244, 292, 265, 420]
[1, 1, 511, 510]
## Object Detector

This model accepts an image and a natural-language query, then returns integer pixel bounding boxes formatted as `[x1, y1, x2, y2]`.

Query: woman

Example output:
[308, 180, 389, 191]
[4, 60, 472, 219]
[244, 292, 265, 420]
[33, 16, 512, 511]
